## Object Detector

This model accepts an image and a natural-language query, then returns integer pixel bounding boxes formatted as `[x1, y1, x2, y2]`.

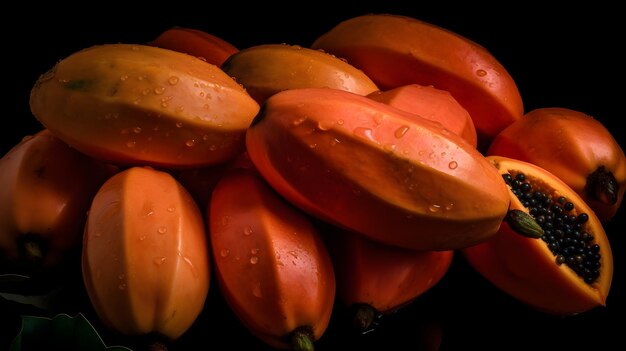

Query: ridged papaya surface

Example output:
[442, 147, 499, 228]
[82, 167, 209, 340]
[312, 14, 523, 148]
[210, 169, 335, 350]
[222, 44, 378, 104]
[30, 44, 259, 168]
[246, 88, 510, 250]
[463, 156, 613, 315]
[488, 108, 626, 222]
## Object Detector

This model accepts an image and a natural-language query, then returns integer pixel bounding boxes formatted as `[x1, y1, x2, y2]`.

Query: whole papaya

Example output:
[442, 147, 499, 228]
[0, 130, 115, 274]
[487, 107, 626, 222]
[246, 88, 510, 250]
[82, 167, 209, 340]
[30, 44, 259, 168]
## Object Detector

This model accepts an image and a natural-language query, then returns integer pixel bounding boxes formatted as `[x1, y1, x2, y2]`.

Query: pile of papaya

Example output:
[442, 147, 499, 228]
[2, 12, 624, 351]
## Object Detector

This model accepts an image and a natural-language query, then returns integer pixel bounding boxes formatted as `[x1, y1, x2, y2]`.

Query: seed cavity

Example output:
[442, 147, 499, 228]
[503, 172, 601, 284]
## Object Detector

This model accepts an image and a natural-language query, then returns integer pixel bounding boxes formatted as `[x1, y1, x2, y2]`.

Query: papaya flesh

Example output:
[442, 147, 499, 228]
[312, 14, 523, 148]
[221, 43, 378, 104]
[82, 167, 210, 340]
[246, 88, 510, 251]
[209, 169, 335, 350]
[30, 44, 259, 168]
[488, 107, 626, 222]
[462, 156, 613, 315]
[368, 84, 477, 147]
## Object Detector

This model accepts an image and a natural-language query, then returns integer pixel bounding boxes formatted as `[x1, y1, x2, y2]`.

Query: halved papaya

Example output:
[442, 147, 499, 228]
[462, 156, 613, 315]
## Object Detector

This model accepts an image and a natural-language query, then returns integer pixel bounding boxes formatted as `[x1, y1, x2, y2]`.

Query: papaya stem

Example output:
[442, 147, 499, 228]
[23, 240, 43, 261]
[506, 209, 544, 238]
[290, 326, 315, 351]
[352, 303, 378, 333]
[585, 166, 618, 205]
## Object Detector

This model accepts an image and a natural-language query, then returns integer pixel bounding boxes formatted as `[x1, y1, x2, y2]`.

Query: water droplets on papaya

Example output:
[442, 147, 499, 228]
[157, 226, 167, 235]
[394, 125, 410, 139]
[448, 161, 458, 169]
[476, 69, 487, 77]
[292, 116, 308, 126]
[133, 127, 142, 134]
[153, 257, 167, 265]
[168, 76, 179, 85]
[250, 256, 259, 265]
[139, 235, 146, 241]
[120, 74, 129, 81]
[220, 249, 230, 258]
[182, 254, 199, 278]
[126, 140, 136, 148]
[243, 226, 253, 236]
[167, 206, 175, 213]
[252, 282, 263, 298]
[176, 122, 184, 128]
[154, 86, 166, 95]
[353, 127, 378, 144]
[429, 204, 442, 213]
[185, 139, 196, 148]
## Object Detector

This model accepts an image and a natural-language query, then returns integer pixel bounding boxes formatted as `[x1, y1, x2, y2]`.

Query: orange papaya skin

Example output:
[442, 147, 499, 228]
[221, 43, 379, 104]
[311, 14, 523, 148]
[462, 156, 613, 315]
[328, 228, 453, 314]
[209, 169, 335, 349]
[30, 44, 259, 168]
[368, 84, 477, 147]
[487, 107, 626, 222]
[246, 88, 510, 251]
[0, 130, 116, 272]
[82, 167, 209, 340]
[149, 27, 238, 66]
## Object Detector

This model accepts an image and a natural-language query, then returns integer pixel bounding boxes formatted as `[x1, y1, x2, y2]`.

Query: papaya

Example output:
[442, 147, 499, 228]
[368, 84, 477, 147]
[82, 167, 209, 340]
[246, 88, 510, 251]
[149, 27, 238, 66]
[311, 14, 523, 149]
[30, 43, 259, 168]
[0, 130, 115, 274]
[462, 156, 613, 315]
[209, 169, 335, 350]
[326, 227, 453, 332]
[487, 107, 626, 222]
[221, 43, 379, 104]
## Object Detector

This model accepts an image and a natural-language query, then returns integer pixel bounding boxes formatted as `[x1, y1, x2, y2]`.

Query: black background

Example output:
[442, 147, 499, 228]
[2, 2, 624, 350]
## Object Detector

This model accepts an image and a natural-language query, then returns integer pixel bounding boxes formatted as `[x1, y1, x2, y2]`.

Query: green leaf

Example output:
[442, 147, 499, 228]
[9, 313, 132, 351]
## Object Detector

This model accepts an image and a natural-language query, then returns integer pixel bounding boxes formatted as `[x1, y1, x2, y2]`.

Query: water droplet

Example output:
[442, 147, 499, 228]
[220, 249, 230, 257]
[133, 127, 142, 134]
[137, 75, 146, 81]
[383, 143, 396, 152]
[329, 138, 341, 146]
[118, 283, 126, 290]
[252, 282, 263, 298]
[445, 203, 455, 211]
[353, 127, 376, 143]
[448, 161, 458, 169]
[154, 86, 165, 95]
[287, 251, 298, 259]
[153, 257, 167, 265]
[250, 256, 259, 264]
[292, 116, 308, 126]
[243, 226, 253, 236]
[139, 235, 146, 241]
[142, 88, 151, 95]
[161, 102, 169, 108]
[209, 144, 217, 151]
[168, 76, 179, 85]
[337, 119, 344, 125]
[394, 125, 410, 138]
[317, 120, 334, 131]
[428, 204, 441, 213]
[157, 226, 167, 234]
[120, 74, 129, 81]
[175, 122, 183, 128]
[94, 231, 102, 238]
[428, 152, 436, 159]
[175, 106, 185, 113]
[251, 248, 260, 255]
[167, 207, 175, 213]
[476, 69, 487, 77]
[185, 139, 196, 147]
[308, 143, 317, 149]
[182, 254, 198, 277]
[118, 274, 125, 280]
[126, 140, 136, 148]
